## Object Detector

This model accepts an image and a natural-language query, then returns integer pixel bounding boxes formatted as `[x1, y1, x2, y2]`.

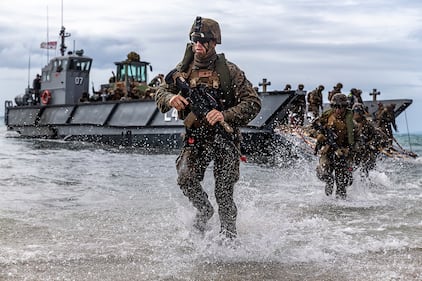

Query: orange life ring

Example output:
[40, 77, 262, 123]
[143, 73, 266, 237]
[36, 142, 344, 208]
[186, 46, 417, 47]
[41, 90, 51, 105]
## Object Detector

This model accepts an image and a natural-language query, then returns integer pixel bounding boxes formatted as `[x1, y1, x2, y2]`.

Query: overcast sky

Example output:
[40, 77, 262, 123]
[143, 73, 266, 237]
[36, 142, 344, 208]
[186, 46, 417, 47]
[1, 0, 421, 133]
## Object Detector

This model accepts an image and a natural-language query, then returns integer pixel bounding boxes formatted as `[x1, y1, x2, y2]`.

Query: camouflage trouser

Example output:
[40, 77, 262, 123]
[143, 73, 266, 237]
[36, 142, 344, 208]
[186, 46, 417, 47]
[176, 135, 240, 235]
[316, 152, 353, 198]
[307, 104, 320, 121]
[353, 148, 378, 177]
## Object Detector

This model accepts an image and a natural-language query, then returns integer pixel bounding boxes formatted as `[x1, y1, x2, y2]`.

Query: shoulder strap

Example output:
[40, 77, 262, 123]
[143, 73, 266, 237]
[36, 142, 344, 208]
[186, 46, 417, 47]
[320, 108, 332, 122]
[346, 110, 355, 145]
[215, 53, 231, 94]
[176, 43, 195, 73]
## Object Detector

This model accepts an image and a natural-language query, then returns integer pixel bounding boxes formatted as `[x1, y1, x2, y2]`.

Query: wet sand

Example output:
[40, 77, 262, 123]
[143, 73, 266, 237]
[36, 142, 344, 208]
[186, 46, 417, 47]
[2, 249, 421, 281]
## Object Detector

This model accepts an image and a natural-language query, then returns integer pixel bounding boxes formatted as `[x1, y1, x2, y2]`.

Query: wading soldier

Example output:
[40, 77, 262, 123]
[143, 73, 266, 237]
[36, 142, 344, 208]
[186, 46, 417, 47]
[155, 16, 261, 238]
[307, 84, 324, 121]
[313, 93, 354, 199]
[377, 103, 397, 146]
[352, 103, 388, 177]
[289, 84, 306, 126]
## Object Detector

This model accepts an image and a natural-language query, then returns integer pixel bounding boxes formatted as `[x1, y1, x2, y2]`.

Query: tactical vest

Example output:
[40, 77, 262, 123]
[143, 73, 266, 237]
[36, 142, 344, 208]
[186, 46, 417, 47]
[309, 90, 322, 105]
[175, 43, 233, 108]
[320, 109, 354, 146]
[188, 69, 220, 89]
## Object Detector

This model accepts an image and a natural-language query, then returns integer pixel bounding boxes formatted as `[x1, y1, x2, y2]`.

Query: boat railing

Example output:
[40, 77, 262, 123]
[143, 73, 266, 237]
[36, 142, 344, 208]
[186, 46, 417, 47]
[4, 100, 13, 108]
[4, 100, 14, 125]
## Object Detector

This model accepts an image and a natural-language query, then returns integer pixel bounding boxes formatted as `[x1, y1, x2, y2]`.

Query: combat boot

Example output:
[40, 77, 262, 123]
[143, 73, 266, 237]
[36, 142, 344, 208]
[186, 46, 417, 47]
[193, 204, 214, 233]
[220, 228, 237, 239]
[336, 185, 347, 199]
[220, 220, 237, 239]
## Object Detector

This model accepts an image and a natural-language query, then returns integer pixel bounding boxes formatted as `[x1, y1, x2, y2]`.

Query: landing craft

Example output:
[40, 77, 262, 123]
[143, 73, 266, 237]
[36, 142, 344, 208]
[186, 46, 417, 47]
[4, 27, 413, 160]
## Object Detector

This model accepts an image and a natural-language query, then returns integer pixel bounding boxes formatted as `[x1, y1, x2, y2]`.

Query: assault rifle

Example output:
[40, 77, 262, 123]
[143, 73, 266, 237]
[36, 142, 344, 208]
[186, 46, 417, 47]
[165, 69, 246, 161]
[312, 122, 339, 156]
[165, 70, 233, 134]
[187, 85, 234, 134]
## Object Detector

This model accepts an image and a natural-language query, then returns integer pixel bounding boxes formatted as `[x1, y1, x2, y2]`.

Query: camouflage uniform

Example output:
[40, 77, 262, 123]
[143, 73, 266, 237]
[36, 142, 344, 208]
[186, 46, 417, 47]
[289, 84, 306, 126]
[352, 103, 387, 176]
[373, 102, 384, 123]
[307, 85, 324, 120]
[327, 82, 343, 102]
[155, 17, 261, 238]
[347, 88, 363, 109]
[32, 74, 42, 104]
[377, 104, 397, 145]
[313, 94, 354, 199]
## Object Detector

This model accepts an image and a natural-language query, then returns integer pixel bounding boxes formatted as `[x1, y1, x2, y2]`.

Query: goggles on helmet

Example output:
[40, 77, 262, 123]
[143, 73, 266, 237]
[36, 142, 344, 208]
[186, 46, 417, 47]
[190, 34, 211, 44]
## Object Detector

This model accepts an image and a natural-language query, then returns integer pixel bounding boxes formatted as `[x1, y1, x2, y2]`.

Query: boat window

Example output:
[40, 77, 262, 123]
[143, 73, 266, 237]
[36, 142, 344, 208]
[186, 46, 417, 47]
[115, 63, 148, 83]
[42, 70, 50, 82]
[53, 60, 60, 72]
[80, 60, 91, 71]
[68, 59, 92, 72]
[53, 59, 67, 72]
[60, 59, 67, 71]
[123, 64, 147, 83]
[140, 66, 147, 83]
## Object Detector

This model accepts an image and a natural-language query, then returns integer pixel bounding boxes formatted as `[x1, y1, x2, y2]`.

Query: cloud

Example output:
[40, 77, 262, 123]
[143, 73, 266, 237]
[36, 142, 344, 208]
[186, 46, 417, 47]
[0, 0, 421, 133]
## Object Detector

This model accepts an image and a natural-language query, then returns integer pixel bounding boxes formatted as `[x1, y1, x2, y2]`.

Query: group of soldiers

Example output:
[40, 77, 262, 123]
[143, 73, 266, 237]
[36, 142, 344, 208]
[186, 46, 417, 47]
[79, 74, 165, 103]
[285, 82, 399, 199]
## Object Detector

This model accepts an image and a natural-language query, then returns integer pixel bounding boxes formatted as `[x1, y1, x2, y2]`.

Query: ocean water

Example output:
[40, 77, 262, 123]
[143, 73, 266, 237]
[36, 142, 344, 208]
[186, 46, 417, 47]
[0, 123, 421, 281]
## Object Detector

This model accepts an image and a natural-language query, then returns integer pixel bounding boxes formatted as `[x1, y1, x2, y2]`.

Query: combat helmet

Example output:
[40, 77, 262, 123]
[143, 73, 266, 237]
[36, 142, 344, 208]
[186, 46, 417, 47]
[190, 16, 221, 44]
[330, 93, 348, 107]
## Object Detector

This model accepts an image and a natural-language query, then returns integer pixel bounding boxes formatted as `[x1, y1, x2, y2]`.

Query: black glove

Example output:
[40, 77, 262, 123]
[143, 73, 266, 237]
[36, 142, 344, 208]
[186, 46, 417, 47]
[175, 77, 191, 97]
[164, 68, 177, 84]
[164, 68, 190, 97]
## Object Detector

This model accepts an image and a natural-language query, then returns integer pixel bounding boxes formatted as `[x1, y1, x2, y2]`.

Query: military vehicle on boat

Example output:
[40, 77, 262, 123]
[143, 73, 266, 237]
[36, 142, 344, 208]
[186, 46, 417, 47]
[4, 26, 413, 159]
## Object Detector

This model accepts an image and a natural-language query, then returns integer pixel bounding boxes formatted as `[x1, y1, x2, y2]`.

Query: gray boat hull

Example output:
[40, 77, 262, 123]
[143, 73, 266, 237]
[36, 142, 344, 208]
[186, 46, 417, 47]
[4, 91, 413, 161]
[4, 92, 296, 157]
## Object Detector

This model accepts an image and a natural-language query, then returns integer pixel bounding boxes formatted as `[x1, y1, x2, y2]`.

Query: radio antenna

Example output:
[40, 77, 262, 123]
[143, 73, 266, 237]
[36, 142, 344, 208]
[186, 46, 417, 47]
[61, 0, 64, 27]
[45, 6, 50, 62]
[59, 0, 71, 56]
[27, 53, 31, 88]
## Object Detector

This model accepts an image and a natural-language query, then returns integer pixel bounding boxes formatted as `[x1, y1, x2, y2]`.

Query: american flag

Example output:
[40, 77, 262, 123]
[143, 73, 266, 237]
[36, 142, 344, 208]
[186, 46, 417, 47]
[40, 41, 57, 49]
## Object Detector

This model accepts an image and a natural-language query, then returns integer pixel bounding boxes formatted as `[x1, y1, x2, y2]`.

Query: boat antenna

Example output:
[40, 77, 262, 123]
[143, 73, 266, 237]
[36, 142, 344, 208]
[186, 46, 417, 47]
[59, 26, 71, 56]
[27, 52, 31, 88]
[59, 0, 70, 56]
[45, 6, 50, 63]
